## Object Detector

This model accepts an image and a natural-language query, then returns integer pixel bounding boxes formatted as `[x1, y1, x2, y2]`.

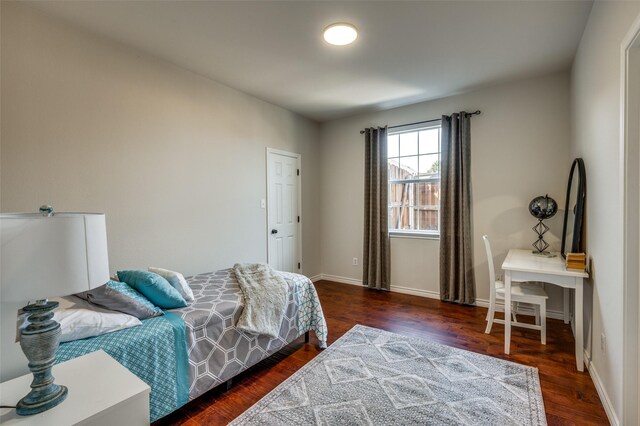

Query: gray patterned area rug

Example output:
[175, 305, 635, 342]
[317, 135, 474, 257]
[230, 325, 546, 425]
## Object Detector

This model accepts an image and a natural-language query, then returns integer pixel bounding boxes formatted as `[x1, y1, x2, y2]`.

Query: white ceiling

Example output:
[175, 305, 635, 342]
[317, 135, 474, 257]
[28, 1, 593, 122]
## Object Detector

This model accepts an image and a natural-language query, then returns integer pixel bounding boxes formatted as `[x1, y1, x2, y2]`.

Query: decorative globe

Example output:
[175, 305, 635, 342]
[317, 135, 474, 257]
[529, 195, 558, 220]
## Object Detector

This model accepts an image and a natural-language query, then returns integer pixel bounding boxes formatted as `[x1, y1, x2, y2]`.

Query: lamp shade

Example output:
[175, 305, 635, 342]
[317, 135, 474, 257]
[1, 213, 109, 303]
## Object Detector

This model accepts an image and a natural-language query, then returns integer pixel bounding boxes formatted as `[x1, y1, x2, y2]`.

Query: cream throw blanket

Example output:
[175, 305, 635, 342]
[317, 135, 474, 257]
[233, 263, 288, 338]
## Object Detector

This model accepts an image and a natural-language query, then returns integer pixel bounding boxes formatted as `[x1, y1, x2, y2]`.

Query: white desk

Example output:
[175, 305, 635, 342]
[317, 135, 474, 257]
[502, 249, 589, 371]
[0, 350, 150, 425]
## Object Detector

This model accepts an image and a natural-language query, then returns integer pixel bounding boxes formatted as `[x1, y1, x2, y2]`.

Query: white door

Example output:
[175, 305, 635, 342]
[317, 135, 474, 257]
[267, 149, 300, 272]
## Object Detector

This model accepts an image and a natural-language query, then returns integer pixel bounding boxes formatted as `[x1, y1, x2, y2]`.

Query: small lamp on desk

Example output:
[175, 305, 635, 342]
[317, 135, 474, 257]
[0, 206, 109, 415]
[529, 194, 558, 256]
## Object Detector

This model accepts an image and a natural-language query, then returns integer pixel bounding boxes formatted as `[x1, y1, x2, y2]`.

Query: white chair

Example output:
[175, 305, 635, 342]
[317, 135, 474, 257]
[483, 235, 549, 344]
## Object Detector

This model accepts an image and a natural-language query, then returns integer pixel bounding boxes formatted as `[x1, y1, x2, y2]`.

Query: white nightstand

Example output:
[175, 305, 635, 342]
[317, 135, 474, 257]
[0, 350, 150, 425]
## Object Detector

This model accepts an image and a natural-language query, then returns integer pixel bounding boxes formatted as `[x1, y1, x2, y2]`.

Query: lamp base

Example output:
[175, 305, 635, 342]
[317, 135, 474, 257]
[16, 384, 67, 416]
[16, 300, 67, 416]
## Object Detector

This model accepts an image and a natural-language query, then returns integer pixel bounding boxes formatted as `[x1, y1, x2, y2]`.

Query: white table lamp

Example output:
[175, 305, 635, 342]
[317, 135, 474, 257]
[0, 206, 109, 415]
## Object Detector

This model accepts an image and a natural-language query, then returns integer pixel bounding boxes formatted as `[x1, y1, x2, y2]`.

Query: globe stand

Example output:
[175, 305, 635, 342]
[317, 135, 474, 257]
[531, 220, 556, 257]
[529, 194, 558, 258]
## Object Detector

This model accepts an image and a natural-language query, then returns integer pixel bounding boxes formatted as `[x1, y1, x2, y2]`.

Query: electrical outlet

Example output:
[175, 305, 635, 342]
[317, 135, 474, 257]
[260, 199, 266, 209]
[352, 257, 358, 266]
[600, 333, 606, 352]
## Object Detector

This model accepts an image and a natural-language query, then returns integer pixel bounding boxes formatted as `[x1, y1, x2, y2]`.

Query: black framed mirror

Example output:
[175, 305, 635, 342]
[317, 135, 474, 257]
[561, 158, 586, 259]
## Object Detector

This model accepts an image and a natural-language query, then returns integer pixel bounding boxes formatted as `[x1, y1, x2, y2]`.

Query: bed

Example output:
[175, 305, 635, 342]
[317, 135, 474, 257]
[54, 269, 328, 422]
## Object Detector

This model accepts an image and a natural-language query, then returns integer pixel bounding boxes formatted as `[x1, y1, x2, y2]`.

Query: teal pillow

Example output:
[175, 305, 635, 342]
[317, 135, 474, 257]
[117, 270, 187, 309]
[105, 281, 164, 317]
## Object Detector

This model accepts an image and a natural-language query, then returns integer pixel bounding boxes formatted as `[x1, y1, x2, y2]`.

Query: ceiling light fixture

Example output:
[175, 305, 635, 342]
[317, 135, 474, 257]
[323, 23, 358, 46]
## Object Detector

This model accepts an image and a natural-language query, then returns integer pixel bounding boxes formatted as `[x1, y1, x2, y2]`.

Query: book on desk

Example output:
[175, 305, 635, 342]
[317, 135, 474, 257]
[566, 252, 587, 272]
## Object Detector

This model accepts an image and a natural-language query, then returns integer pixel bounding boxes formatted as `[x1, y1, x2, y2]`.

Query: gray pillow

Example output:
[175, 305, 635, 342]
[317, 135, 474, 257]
[75, 280, 163, 320]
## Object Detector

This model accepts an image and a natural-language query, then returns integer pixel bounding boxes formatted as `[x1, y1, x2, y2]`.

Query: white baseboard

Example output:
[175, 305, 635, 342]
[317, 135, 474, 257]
[319, 274, 442, 299]
[314, 273, 564, 320]
[583, 349, 619, 426]
[308, 274, 323, 283]
[389, 284, 440, 299]
[318, 274, 362, 286]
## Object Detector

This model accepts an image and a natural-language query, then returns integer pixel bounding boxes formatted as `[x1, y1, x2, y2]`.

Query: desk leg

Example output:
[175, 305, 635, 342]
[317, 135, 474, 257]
[504, 271, 512, 355]
[563, 288, 571, 324]
[575, 280, 584, 372]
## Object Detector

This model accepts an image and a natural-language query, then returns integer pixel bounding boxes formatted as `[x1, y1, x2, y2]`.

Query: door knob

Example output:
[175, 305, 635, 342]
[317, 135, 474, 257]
[271, 229, 278, 234]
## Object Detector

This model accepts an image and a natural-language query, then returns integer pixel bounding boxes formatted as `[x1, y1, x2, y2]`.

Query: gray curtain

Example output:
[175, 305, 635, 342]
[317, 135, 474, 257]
[363, 127, 390, 291]
[439, 113, 476, 304]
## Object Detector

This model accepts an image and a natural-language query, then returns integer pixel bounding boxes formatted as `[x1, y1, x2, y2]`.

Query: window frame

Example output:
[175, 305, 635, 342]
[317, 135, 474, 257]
[387, 121, 442, 239]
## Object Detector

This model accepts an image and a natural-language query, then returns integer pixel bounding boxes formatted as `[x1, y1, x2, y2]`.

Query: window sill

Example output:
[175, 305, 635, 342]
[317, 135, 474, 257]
[389, 231, 440, 240]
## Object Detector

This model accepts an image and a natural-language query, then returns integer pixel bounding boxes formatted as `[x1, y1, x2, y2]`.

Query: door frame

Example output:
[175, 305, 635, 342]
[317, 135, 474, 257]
[621, 13, 640, 426]
[266, 148, 303, 273]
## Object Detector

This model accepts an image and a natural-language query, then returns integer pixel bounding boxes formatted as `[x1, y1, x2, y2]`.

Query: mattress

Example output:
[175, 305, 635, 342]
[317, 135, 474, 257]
[56, 268, 327, 421]
[172, 269, 328, 400]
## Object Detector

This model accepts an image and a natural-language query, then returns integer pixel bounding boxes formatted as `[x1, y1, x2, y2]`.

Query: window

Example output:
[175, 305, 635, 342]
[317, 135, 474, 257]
[387, 122, 441, 237]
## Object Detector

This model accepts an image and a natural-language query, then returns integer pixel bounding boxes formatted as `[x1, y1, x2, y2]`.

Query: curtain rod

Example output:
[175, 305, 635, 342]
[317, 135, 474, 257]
[359, 110, 481, 134]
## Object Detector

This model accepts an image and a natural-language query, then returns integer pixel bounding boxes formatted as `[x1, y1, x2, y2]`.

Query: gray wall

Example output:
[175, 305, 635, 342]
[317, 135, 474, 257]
[1, 2, 322, 278]
[571, 2, 640, 422]
[318, 72, 572, 312]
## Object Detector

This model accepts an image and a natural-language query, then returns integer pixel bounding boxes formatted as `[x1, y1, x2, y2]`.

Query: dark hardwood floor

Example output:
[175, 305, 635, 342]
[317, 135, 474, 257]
[154, 280, 608, 426]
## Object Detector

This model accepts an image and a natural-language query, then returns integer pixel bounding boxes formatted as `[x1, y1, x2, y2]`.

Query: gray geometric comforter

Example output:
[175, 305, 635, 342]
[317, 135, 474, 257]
[171, 269, 328, 400]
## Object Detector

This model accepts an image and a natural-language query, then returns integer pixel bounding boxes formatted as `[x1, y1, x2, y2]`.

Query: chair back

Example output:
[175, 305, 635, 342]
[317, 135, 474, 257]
[482, 235, 496, 300]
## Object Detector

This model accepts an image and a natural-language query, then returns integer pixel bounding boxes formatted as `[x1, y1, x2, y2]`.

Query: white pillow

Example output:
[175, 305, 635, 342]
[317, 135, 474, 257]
[54, 308, 141, 343]
[149, 267, 195, 303]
